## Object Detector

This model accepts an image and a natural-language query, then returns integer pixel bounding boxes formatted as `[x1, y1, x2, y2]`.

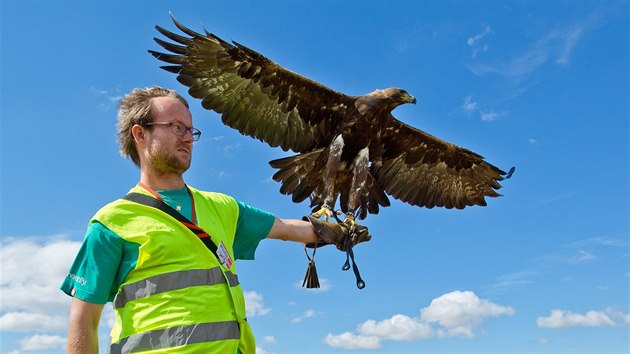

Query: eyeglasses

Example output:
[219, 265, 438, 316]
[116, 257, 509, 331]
[145, 122, 201, 141]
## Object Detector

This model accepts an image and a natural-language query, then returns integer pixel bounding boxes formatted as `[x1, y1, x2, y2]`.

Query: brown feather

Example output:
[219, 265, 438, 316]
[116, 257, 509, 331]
[374, 119, 508, 209]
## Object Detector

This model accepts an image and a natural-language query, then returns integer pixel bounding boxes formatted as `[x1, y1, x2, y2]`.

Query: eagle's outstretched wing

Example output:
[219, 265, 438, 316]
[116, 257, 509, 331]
[149, 15, 352, 153]
[374, 118, 513, 209]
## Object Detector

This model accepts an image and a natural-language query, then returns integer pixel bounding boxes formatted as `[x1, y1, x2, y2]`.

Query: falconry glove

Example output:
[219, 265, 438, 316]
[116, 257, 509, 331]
[301, 215, 371, 289]
[303, 215, 371, 250]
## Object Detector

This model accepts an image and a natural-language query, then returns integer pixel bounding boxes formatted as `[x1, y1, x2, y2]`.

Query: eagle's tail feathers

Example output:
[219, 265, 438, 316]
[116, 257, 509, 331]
[279, 173, 300, 195]
[269, 149, 324, 202]
[368, 173, 390, 208]
[293, 183, 316, 203]
[360, 173, 390, 219]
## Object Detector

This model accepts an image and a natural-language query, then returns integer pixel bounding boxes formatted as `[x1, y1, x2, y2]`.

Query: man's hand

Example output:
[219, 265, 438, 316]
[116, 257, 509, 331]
[303, 215, 371, 251]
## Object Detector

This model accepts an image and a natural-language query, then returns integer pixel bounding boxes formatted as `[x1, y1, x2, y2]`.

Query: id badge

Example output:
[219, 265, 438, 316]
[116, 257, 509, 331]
[216, 241, 233, 269]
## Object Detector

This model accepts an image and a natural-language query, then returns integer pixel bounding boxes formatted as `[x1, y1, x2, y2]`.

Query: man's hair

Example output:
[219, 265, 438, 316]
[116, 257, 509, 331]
[117, 86, 189, 166]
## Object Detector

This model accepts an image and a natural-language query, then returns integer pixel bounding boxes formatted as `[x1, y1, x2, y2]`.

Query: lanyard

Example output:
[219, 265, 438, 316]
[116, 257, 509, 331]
[122, 191, 219, 262]
[137, 182, 197, 224]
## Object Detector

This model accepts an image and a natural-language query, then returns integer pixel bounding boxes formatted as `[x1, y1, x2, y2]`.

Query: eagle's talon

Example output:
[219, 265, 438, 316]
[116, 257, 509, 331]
[343, 212, 357, 229]
[311, 205, 333, 221]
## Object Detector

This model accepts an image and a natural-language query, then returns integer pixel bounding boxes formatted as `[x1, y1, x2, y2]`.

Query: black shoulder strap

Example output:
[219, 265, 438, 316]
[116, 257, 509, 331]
[122, 192, 219, 258]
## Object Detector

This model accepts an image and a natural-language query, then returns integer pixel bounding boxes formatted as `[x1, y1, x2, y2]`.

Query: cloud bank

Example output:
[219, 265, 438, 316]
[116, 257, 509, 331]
[324, 290, 514, 349]
[538, 309, 629, 329]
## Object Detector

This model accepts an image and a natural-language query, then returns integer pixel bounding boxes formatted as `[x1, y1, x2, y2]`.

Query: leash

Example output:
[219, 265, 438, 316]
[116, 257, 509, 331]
[333, 213, 366, 289]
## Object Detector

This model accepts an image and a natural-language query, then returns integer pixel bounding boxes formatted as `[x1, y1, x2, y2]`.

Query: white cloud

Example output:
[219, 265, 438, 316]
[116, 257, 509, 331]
[488, 271, 537, 294]
[472, 44, 489, 58]
[480, 110, 499, 122]
[554, 27, 583, 65]
[18, 334, 66, 351]
[467, 25, 492, 58]
[256, 337, 277, 354]
[291, 309, 317, 323]
[420, 290, 515, 338]
[567, 237, 627, 249]
[261, 335, 276, 344]
[0, 237, 115, 353]
[563, 250, 596, 264]
[358, 314, 433, 341]
[0, 312, 67, 333]
[470, 25, 579, 77]
[532, 247, 598, 266]
[467, 20, 596, 98]
[0, 238, 80, 322]
[467, 25, 492, 46]
[255, 346, 275, 354]
[90, 86, 122, 111]
[469, 46, 546, 78]
[460, 96, 501, 123]
[462, 96, 478, 113]
[220, 143, 242, 157]
[324, 290, 513, 348]
[537, 309, 629, 328]
[244, 291, 271, 317]
[324, 332, 381, 350]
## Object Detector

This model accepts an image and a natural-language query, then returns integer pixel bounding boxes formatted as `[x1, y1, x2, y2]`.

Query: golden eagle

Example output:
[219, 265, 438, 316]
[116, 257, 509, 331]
[149, 16, 514, 224]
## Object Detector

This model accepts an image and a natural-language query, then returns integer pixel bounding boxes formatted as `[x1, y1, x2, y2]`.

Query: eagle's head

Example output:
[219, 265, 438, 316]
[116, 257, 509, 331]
[371, 88, 417, 108]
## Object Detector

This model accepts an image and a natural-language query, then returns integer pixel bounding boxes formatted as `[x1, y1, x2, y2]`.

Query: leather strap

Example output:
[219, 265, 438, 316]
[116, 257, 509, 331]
[122, 192, 219, 259]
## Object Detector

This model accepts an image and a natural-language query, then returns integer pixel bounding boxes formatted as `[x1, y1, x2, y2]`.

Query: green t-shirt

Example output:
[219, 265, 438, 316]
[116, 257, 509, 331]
[60, 188, 275, 304]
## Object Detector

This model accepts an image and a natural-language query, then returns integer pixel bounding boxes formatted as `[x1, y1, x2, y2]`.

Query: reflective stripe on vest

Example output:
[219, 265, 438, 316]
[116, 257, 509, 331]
[109, 321, 240, 354]
[113, 267, 240, 309]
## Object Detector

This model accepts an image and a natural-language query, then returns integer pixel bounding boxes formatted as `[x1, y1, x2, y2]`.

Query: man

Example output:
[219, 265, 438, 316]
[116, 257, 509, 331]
[61, 86, 363, 354]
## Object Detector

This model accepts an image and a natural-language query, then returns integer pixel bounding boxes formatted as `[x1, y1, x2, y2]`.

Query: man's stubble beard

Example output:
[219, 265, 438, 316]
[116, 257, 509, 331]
[148, 142, 191, 177]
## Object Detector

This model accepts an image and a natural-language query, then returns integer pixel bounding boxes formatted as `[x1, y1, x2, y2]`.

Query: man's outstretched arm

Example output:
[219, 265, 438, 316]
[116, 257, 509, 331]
[266, 218, 319, 244]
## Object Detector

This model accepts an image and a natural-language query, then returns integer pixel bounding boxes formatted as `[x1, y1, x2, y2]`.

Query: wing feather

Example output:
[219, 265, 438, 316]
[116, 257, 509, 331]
[374, 119, 510, 209]
[150, 16, 354, 153]
[155, 24, 191, 45]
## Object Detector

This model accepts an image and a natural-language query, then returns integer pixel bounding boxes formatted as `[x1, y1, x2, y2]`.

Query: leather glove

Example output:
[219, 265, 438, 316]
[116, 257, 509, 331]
[303, 215, 371, 251]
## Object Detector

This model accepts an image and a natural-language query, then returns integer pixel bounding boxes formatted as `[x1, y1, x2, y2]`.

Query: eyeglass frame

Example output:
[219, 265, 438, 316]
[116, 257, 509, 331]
[144, 121, 202, 141]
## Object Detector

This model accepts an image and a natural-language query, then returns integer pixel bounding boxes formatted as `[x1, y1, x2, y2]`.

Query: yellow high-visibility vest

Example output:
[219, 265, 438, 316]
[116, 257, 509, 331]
[93, 186, 255, 354]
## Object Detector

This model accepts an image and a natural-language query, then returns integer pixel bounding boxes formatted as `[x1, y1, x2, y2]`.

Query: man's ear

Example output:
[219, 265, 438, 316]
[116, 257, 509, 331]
[131, 124, 146, 145]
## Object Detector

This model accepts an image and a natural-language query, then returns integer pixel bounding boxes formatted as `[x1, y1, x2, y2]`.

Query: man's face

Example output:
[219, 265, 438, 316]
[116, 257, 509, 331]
[144, 96, 195, 175]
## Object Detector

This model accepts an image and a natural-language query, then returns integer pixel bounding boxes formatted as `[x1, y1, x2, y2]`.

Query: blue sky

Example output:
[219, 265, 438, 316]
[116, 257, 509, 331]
[1, 1, 628, 353]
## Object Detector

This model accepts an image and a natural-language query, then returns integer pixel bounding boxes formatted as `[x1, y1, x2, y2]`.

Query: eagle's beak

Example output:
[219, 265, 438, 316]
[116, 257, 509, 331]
[408, 94, 417, 104]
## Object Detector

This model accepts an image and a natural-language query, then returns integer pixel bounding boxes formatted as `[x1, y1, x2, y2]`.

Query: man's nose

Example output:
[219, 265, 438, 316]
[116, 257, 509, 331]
[182, 129, 195, 142]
